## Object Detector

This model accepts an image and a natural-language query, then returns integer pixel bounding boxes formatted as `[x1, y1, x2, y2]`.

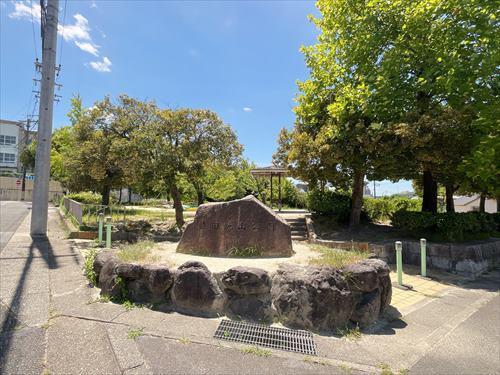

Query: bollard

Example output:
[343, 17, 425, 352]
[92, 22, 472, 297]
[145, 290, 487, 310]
[420, 238, 427, 277]
[395, 241, 403, 286]
[106, 216, 112, 248]
[98, 213, 104, 245]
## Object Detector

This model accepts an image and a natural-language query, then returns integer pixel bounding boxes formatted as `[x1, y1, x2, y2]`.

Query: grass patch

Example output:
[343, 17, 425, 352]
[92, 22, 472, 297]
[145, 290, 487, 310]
[378, 363, 409, 375]
[309, 245, 370, 268]
[117, 241, 160, 264]
[336, 325, 362, 341]
[240, 346, 272, 357]
[227, 246, 263, 257]
[127, 327, 144, 340]
[83, 247, 99, 285]
[86, 294, 111, 304]
[303, 356, 330, 366]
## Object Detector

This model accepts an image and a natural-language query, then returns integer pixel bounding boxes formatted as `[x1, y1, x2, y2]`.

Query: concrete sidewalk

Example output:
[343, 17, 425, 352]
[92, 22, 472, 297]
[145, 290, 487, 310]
[1, 208, 498, 374]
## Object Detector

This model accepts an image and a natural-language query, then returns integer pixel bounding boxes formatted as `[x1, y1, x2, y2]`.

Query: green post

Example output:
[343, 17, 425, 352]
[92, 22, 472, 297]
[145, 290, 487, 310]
[420, 238, 427, 277]
[395, 241, 403, 286]
[98, 213, 104, 245]
[106, 216, 112, 248]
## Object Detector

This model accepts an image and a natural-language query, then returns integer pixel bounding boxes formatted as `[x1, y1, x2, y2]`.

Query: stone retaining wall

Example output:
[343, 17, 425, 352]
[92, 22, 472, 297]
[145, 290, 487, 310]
[306, 216, 500, 279]
[93, 252, 392, 331]
[370, 240, 500, 279]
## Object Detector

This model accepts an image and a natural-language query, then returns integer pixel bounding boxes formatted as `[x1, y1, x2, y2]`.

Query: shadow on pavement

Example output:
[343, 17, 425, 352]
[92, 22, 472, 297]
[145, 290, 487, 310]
[0, 235, 58, 369]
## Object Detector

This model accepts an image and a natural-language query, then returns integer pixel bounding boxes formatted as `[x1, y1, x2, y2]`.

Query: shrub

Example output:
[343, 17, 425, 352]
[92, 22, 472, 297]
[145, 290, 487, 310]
[391, 210, 497, 241]
[67, 192, 103, 205]
[364, 197, 421, 222]
[83, 247, 99, 285]
[307, 189, 351, 222]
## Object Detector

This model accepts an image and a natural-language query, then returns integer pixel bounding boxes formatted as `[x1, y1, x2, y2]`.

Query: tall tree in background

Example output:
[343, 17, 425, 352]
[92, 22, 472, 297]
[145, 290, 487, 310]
[64, 96, 135, 205]
[133, 108, 241, 229]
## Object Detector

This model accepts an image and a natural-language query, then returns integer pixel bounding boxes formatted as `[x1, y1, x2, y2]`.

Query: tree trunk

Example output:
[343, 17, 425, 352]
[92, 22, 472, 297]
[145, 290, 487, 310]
[170, 182, 184, 229]
[349, 170, 365, 229]
[118, 188, 122, 204]
[422, 170, 438, 213]
[196, 187, 204, 206]
[479, 193, 486, 213]
[445, 183, 455, 213]
[101, 184, 111, 206]
[497, 195, 500, 213]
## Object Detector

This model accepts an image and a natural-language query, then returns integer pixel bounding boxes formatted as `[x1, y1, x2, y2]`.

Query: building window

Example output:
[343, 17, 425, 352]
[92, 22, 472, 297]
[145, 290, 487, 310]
[0, 135, 17, 145]
[0, 153, 16, 164]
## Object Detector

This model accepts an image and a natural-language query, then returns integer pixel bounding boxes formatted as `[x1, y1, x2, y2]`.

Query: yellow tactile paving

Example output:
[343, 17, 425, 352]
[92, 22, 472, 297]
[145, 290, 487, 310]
[389, 267, 456, 313]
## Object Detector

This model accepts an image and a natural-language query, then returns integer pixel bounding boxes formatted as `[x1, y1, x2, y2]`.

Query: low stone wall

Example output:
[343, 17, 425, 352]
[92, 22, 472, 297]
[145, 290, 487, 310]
[370, 239, 500, 279]
[93, 253, 392, 331]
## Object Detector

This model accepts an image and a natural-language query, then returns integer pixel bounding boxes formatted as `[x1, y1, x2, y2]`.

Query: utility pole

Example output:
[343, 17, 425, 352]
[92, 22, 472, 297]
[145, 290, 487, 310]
[20, 119, 31, 201]
[373, 181, 377, 199]
[31, 0, 59, 236]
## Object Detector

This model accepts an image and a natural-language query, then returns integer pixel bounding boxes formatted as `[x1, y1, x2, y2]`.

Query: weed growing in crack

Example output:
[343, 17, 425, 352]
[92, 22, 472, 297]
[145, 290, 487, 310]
[127, 327, 144, 340]
[240, 346, 272, 357]
[336, 324, 362, 341]
[178, 337, 191, 345]
[303, 356, 330, 366]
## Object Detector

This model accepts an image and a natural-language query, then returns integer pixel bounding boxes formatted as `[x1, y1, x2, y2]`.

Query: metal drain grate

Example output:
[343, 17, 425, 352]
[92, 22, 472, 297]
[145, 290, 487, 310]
[214, 319, 317, 356]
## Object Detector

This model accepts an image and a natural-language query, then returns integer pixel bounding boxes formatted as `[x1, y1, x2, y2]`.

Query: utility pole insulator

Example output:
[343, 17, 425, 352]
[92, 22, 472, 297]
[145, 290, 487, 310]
[31, 0, 59, 236]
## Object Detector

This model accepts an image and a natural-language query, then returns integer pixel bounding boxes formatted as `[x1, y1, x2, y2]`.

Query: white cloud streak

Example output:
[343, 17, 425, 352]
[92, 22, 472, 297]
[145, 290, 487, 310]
[243, 107, 253, 112]
[89, 56, 112, 72]
[75, 41, 99, 56]
[9, 1, 111, 71]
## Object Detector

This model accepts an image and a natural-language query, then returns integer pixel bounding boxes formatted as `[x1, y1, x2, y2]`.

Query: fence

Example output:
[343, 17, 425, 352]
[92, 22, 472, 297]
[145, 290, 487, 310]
[0, 188, 62, 202]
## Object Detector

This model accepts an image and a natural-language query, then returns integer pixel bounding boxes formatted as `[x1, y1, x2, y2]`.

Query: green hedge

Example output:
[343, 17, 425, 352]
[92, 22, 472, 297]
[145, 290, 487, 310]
[364, 197, 421, 222]
[391, 210, 497, 241]
[307, 189, 352, 222]
[66, 192, 117, 205]
[307, 189, 421, 223]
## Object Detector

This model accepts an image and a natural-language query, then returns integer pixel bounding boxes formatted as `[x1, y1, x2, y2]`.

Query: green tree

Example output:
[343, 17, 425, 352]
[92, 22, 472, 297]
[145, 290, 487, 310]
[64, 96, 136, 205]
[132, 108, 241, 228]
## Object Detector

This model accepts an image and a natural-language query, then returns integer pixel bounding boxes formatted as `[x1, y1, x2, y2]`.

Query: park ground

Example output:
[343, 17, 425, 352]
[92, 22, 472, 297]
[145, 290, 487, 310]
[0, 201, 499, 375]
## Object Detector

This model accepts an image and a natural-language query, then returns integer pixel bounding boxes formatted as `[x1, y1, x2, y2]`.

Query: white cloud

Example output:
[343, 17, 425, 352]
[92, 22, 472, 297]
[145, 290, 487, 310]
[9, 1, 41, 22]
[75, 41, 99, 56]
[89, 56, 112, 72]
[243, 107, 253, 112]
[90, 0, 98, 8]
[58, 14, 91, 42]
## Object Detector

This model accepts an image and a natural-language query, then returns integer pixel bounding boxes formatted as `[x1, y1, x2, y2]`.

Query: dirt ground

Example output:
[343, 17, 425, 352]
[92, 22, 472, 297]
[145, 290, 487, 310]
[151, 241, 320, 273]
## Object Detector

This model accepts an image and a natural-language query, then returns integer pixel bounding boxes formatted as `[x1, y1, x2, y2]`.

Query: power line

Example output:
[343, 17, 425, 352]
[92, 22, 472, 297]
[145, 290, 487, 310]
[57, 0, 67, 72]
[30, 0, 38, 59]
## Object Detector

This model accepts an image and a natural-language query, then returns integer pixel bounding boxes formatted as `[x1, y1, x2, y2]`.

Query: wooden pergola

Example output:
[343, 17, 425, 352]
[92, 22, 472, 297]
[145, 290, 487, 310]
[250, 165, 288, 211]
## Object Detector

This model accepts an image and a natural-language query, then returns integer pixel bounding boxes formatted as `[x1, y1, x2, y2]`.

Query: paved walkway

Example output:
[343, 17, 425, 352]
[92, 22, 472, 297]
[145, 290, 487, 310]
[1, 208, 498, 374]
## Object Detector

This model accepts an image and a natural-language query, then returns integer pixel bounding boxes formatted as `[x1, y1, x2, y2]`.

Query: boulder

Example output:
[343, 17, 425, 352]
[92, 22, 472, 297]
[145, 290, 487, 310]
[177, 195, 293, 257]
[115, 263, 144, 280]
[221, 267, 271, 295]
[93, 250, 117, 283]
[350, 289, 382, 327]
[221, 267, 273, 321]
[224, 293, 273, 322]
[344, 258, 392, 323]
[97, 256, 123, 299]
[143, 265, 173, 302]
[171, 261, 223, 316]
[271, 264, 354, 331]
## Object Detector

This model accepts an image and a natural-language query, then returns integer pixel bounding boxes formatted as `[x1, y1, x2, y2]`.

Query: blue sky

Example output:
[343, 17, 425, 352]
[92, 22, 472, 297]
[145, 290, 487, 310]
[1, 0, 412, 195]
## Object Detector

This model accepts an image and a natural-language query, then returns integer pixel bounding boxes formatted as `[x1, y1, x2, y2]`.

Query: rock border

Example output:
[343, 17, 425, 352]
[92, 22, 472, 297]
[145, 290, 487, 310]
[93, 252, 392, 331]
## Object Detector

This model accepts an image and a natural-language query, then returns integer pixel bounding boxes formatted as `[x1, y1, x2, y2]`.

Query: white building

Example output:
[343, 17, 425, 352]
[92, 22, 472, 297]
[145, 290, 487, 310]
[454, 195, 498, 213]
[0, 119, 35, 174]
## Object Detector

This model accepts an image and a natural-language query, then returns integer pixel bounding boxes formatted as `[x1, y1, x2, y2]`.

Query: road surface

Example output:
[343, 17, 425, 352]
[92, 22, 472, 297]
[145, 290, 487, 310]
[0, 201, 31, 252]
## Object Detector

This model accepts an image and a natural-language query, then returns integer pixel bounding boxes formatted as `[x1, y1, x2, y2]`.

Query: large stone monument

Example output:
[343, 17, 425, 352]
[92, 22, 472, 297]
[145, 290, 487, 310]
[177, 195, 293, 257]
